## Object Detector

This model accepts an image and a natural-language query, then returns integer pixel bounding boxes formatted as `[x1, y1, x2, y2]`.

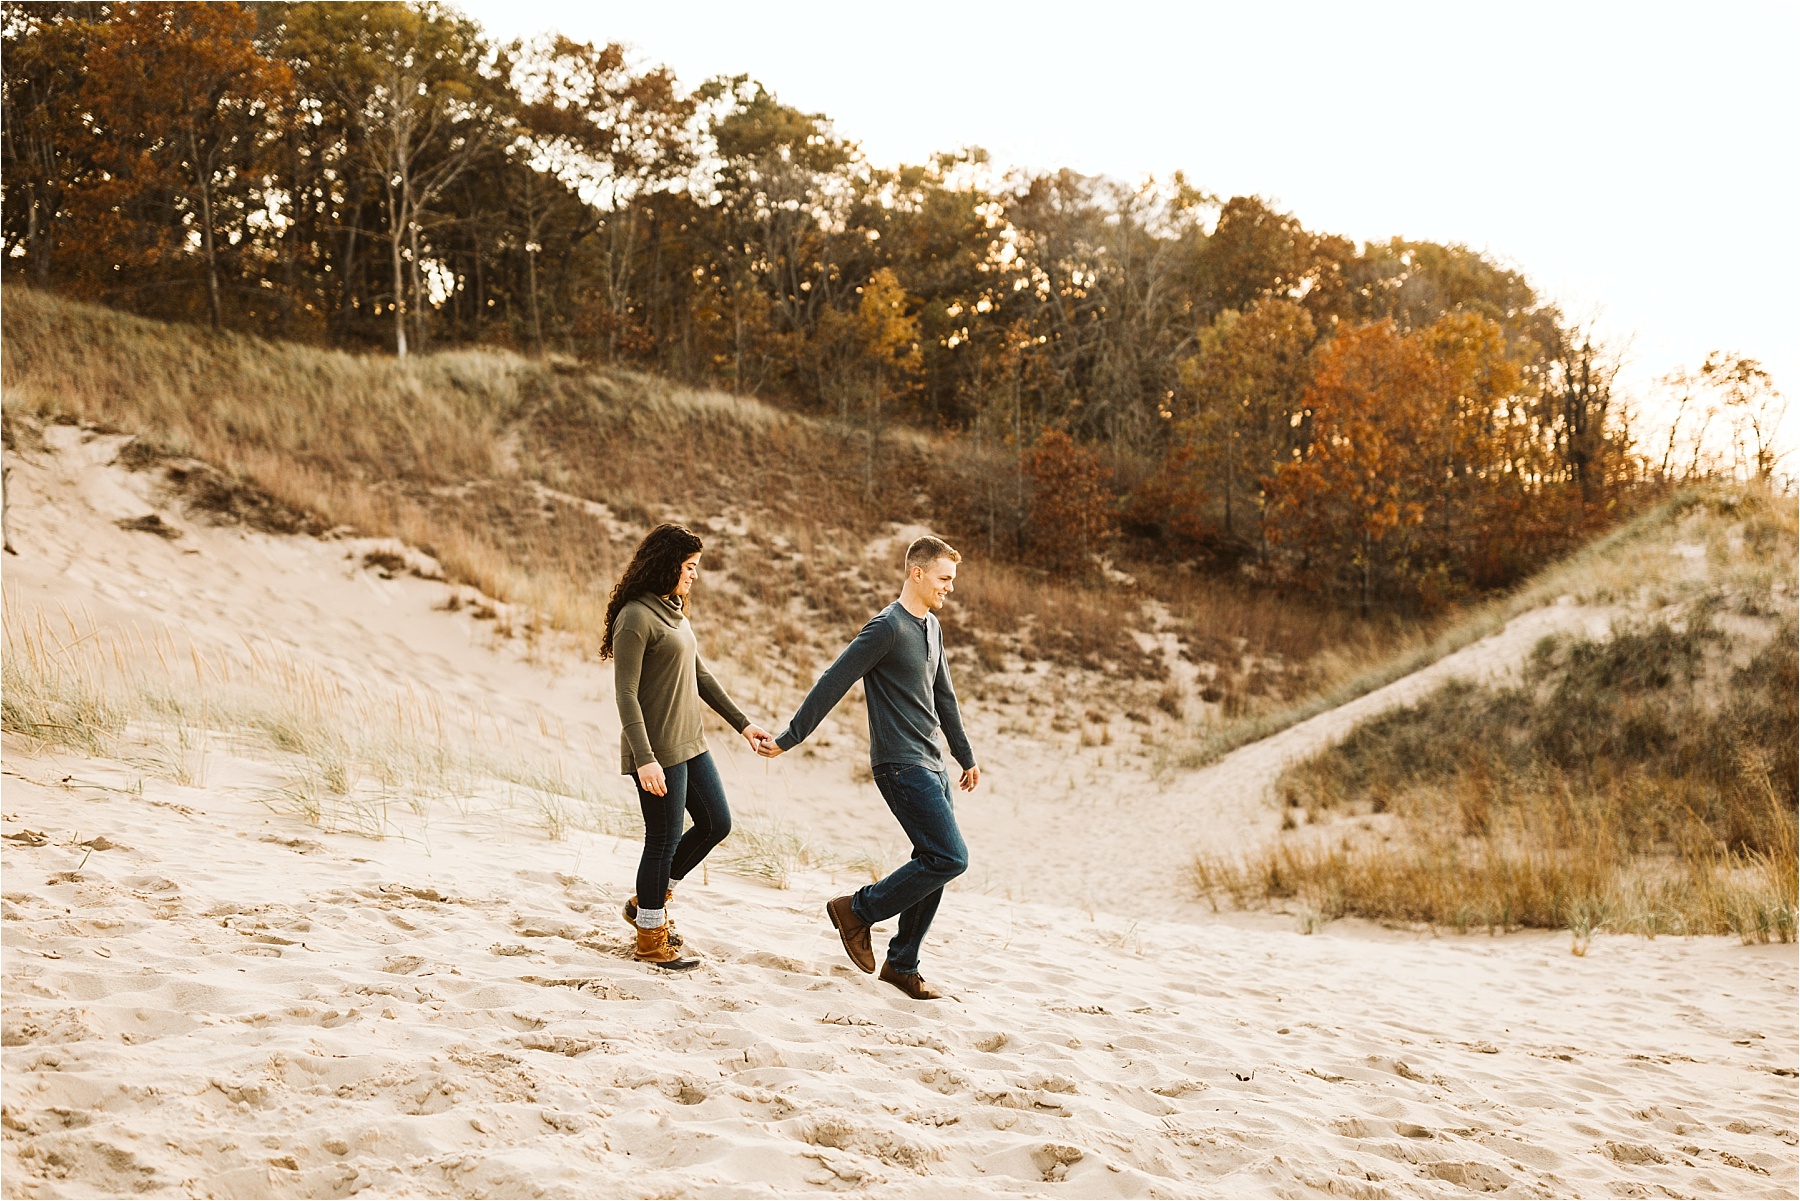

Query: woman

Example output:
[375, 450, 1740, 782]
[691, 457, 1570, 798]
[602, 523, 774, 970]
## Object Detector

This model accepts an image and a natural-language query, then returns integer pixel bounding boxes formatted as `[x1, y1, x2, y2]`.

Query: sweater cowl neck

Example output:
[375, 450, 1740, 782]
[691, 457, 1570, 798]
[644, 593, 685, 623]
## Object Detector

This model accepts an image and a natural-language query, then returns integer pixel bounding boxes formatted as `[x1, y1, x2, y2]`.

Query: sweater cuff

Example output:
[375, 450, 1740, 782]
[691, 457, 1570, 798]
[775, 729, 801, 752]
[623, 726, 656, 769]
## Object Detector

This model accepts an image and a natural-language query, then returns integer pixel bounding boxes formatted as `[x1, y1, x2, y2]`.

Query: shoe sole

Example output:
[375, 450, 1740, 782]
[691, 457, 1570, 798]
[826, 898, 876, 974]
[640, 956, 701, 971]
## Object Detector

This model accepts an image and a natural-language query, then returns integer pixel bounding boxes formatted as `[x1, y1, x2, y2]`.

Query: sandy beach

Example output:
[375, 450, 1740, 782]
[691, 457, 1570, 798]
[3, 426, 1796, 1198]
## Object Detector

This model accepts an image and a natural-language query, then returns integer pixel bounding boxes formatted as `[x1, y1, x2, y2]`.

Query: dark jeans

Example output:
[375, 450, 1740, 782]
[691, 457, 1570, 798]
[851, 762, 968, 975]
[633, 751, 732, 907]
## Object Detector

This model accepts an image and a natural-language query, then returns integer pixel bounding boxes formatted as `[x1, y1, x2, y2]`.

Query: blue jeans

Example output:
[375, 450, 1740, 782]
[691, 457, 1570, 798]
[851, 763, 968, 975]
[632, 751, 732, 906]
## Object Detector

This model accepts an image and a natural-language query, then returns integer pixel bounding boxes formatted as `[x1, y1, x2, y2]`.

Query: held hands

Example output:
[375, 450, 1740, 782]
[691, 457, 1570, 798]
[743, 724, 783, 758]
[645, 727, 780, 792]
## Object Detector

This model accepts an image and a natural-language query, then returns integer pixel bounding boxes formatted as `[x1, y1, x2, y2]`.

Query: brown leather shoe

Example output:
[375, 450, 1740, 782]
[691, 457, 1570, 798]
[634, 923, 699, 971]
[879, 962, 943, 1000]
[622, 890, 681, 949]
[826, 895, 876, 973]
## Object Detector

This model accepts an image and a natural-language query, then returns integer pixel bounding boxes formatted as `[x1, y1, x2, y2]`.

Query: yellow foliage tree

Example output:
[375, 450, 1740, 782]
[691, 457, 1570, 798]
[812, 267, 922, 492]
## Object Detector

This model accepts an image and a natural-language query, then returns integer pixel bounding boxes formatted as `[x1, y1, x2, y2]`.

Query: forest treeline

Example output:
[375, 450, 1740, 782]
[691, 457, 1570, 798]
[3, 2, 1784, 611]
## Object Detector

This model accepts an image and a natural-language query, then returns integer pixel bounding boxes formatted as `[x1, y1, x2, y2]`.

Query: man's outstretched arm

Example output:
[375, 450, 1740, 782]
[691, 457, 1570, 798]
[773, 615, 895, 753]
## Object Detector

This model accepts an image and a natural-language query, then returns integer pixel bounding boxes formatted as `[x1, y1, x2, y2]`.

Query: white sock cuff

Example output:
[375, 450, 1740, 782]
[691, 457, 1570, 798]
[635, 906, 666, 930]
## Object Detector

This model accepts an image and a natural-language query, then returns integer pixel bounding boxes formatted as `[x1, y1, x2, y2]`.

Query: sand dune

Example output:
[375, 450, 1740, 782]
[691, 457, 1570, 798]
[3, 427, 1795, 1198]
[5, 759, 1795, 1199]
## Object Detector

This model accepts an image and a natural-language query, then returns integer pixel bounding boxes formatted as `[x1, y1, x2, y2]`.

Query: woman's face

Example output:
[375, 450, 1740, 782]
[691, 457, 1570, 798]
[669, 552, 701, 599]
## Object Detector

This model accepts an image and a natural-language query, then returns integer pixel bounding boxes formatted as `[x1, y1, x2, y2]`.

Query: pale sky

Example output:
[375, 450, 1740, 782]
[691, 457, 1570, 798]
[458, 0, 1798, 461]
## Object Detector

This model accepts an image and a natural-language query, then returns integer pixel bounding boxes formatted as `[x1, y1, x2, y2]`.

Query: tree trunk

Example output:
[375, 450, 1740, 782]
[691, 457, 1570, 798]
[192, 134, 223, 331]
[1442, 423, 1454, 556]
[335, 191, 360, 339]
[732, 298, 744, 395]
[1359, 531, 1371, 617]
[27, 188, 50, 287]
[408, 220, 425, 351]
[472, 216, 486, 336]
[1223, 425, 1236, 540]
[865, 366, 882, 498]
[390, 230, 408, 358]
[527, 246, 543, 358]
[1011, 374, 1026, 556]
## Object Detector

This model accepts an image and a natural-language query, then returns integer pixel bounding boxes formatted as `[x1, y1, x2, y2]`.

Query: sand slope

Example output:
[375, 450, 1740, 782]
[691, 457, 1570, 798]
[5, 759, 1795, 1199]
[3, 426, 1796, 1198]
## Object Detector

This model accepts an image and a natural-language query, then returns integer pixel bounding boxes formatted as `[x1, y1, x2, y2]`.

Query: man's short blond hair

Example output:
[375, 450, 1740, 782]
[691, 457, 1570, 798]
[905, 534, 961, 571]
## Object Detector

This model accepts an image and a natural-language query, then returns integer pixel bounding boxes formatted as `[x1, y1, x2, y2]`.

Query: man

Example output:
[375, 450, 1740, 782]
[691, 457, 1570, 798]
[759, 535, 979, 1000]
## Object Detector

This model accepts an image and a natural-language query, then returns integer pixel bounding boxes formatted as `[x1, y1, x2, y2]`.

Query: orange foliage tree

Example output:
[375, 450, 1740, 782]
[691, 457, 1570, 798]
[1022, 428, 1117, 572]
[1417, 311, 1543, 592]
[74, 2, 291, 329]
[1264, 313, 1630, 610]
[1262, 321, 1445, 611]
[0, 2, 102, 288]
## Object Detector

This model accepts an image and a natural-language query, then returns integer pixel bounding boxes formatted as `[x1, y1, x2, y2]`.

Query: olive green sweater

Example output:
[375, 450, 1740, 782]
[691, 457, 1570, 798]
[612, 594, 749, 774]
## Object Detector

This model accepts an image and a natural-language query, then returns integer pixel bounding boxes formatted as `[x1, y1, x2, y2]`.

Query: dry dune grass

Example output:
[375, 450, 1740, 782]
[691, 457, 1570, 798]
[0, 601, 613, 839]
[0, 598, 845, 880]
[1196, 489, 1800, 943]
[2, 288, 1424, 729]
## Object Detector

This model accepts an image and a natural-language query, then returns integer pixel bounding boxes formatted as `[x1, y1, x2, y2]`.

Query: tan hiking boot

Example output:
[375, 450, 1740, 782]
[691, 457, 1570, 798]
[879, 962, 943, 1000]
[634, 923, 699, 971]
[622, 890, 681, 949]
[826, 894, 876, 973]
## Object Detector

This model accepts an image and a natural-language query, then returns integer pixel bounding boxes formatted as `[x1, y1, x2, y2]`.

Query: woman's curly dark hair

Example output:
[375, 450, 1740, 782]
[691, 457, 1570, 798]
[601, 523, 705, 660]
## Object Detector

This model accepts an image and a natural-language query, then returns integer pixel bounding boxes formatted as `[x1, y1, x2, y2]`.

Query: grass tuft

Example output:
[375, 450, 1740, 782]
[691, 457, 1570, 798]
[716, 822, 828, 889]
[1, 612, 124, 756]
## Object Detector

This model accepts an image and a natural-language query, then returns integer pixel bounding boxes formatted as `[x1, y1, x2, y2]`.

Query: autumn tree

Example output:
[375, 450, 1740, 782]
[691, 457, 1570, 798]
[1022, 428, 1117, 572]
[1172, 297, 1317, 551]
[811, 267, 922, 492]
[512, 35, 694, 359]
[1195, 195, 1352, 324]
[695, 78, 854, 394]
[999, 171, 1206, 456]
[1345, 238, 1554, 355]
[1701, 353, 1786, 482]
[74, 2, 290, 328]
[1544, 326, 1627, 509]
[1414, 312, 1539, 592]
[295, 1, 502, 356]
[1262, 322, 1445, 611]
[0, 2, 102, 288]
